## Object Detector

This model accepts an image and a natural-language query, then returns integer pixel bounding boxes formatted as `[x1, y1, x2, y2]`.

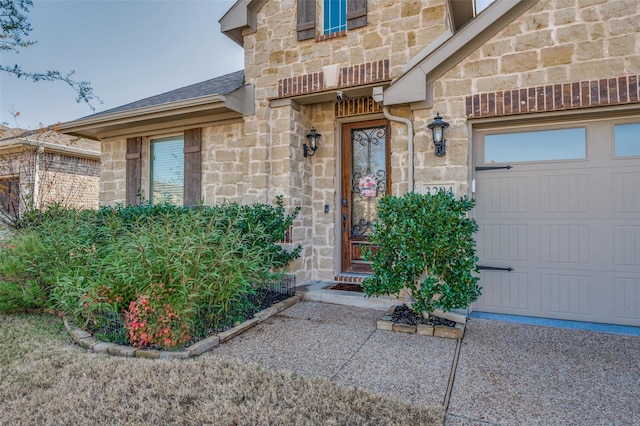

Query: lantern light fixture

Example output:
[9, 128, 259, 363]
[427, 113, 449, 157]
[304, 127, 321, 157]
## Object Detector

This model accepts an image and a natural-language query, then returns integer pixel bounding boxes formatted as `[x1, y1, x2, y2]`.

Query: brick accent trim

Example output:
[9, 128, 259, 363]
[315, 30, 346, 42]
[335, 96, 383, 117]
[466, 75, 640, 118]
[334, 274, 369, 284]
[277, 59, 390, 98]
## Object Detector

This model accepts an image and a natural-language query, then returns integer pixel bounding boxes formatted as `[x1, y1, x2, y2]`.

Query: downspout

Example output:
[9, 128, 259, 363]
[373, 87, 415, 193]
[32, 146, 44, 210]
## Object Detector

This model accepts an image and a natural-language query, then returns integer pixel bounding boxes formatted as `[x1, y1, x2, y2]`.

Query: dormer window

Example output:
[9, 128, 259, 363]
[297, 0, 367, 41]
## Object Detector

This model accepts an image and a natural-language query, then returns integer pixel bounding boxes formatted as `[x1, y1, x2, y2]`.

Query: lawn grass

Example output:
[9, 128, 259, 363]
[0, 313, 445, 425]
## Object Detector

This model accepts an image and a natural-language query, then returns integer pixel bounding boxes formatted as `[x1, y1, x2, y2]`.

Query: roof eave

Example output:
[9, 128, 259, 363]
[219, 0, 267, 47]
[59, 87, 254, 141]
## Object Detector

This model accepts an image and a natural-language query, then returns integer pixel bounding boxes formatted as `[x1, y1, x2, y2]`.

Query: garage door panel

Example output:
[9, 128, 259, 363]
[539, 273, 591, 315]
[613, 277, 640, 321]
[539, 174, 589, 213]
[540, 224, 590, 264]
[613, 225, 640, 266]
[476, 271, 529, 311]
[479, 223, 528, 261]
[612, 171, 640, 212]
[482, 176, 527, 213]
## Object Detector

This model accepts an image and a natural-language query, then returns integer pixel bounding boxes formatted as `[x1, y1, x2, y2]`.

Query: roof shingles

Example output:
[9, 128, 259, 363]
[85, 70, 245, 119]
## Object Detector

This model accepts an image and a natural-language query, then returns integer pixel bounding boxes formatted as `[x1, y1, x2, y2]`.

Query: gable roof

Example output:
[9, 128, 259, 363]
[59, 70, 254, 141]
[382, 0, 538, 106]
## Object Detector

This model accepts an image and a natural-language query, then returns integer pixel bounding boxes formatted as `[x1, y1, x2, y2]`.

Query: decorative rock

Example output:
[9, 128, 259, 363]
[159, 351, 190, 360]
[135, 350, 162, 359]
[187, 335, 220, 356]
[416, 324, 434, 336]
[70, 329, 92, 340]
[107, 345, 138, 357]
[392, 323, 417, 333]
[377, 319, 393, 331]
[77, 337, 98, 349]
[434, 324, 464, 339]
[92, 342, 118, 354]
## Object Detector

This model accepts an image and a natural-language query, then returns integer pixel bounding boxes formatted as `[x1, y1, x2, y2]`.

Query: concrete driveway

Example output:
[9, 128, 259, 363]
[205, 301, 640, 426]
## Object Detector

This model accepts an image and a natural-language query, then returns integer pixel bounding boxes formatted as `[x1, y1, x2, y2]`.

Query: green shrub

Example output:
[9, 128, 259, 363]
[362, 191, 481, 317]
[0, 199, 300, 349]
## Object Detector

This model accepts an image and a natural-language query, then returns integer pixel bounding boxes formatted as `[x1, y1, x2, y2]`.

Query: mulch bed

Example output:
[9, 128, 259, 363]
[392, 304, 456, 327]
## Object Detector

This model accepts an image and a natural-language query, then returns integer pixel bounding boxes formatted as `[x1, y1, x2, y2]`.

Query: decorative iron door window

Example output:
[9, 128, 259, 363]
[341, 119, 390, 273]
[350, 126, 387, 236]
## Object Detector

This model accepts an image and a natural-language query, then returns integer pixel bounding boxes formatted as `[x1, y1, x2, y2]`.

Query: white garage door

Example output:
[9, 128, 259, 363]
[472, 118, 640, 326]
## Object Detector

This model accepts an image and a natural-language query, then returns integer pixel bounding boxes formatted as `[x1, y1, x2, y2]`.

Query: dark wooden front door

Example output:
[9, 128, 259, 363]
[341, 119, 390, 273]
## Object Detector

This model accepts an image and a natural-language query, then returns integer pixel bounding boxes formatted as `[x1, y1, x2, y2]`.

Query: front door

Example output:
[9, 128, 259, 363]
[341, 119, 390, 273]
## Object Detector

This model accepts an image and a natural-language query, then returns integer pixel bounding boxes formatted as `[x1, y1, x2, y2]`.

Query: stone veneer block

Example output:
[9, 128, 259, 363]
[77, 337, 98, 349]
[107, 345, 138, 357]
[431, 309, 467, 325]
[377, 319, 394, 331]
[92, 342, 118, 354]
[434, 324, 464, 339]
[187, 335, 220, 356]
[159, 351, 190, 360]
[416, 324, 434, 336]
[393, 323, 417, 333]
[70, 328, 92, 340]
[135, 350, 162, 359]
[218, 317, 260, 343]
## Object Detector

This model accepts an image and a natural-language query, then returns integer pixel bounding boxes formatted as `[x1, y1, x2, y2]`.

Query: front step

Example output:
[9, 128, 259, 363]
[296, 280, 399, 310]
[333, 273, 370, 285]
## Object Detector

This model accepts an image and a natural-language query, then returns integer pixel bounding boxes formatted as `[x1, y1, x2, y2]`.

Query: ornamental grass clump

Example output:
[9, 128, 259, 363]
[362, 191, 481, 317]
[0, 199, 300, 350]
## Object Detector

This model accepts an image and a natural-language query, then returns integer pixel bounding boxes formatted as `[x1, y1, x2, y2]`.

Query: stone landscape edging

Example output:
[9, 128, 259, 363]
[376, 305, 467, 339]
[62, 294, 302, 359]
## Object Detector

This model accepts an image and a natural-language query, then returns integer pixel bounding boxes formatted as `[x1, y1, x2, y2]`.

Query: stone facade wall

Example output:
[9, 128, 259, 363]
[410, 0, 640, 199]
[432, 0, 640, 125]
[244, 0, 447, 99]
[240, 0, 451, 280]
[95, 0, 640, 282]
[100, 139, 127, 206]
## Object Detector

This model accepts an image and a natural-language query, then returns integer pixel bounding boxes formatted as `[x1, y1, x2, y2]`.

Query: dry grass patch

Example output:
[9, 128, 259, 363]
[0, 314, 444, 425]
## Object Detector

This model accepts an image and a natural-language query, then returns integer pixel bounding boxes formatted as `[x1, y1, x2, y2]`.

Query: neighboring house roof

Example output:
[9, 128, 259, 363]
[0, 125, 100, 159]
[59, 70, 254, 141]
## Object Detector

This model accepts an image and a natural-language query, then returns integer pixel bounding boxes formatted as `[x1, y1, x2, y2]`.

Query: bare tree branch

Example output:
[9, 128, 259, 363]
[0, 0, 101, 111]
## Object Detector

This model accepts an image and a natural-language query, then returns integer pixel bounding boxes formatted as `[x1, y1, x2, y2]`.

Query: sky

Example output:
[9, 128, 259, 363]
[0, 0, 244, 130]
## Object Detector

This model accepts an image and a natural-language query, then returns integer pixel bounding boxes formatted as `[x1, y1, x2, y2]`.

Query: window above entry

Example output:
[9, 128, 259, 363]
[297, 0, 367, 41]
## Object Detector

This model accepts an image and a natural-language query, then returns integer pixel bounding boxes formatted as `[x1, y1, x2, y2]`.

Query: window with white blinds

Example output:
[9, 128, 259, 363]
[150, 136, 184, 205]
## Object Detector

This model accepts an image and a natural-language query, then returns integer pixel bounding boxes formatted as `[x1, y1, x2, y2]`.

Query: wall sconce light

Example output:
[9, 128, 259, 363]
[304, 127, 321, 157]
[427, 113, 449, 157]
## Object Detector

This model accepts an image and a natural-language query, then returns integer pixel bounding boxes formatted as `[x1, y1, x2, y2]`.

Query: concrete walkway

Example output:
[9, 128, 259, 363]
[206, 301, 640, 426]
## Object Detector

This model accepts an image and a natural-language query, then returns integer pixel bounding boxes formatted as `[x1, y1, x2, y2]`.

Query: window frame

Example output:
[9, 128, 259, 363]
[149, 135, 185, 206]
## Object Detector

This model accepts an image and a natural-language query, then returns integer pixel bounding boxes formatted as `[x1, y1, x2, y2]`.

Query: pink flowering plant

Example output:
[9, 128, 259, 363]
[125, 284, 191, 349]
